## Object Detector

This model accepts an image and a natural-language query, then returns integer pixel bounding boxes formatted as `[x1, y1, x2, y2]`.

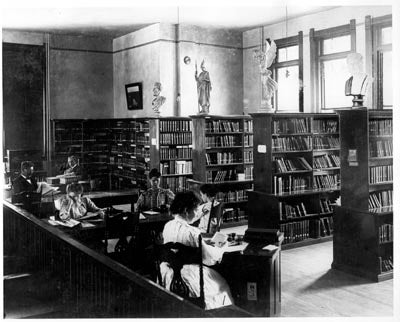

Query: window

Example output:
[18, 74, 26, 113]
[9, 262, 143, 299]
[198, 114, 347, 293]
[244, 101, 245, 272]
[272, 32, 303, 112]
[370, 16, 392, 109]
[310, 21, 356, 110]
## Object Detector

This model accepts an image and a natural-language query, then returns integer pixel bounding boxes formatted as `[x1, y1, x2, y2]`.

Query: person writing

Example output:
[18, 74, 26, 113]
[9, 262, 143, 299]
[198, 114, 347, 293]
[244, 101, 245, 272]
[160, 191, 234, 310]
[58, 182, 105, 220]
[12, 161, 38, 195]
[64, 155, 84, 177]
[135, 168, 175, 212]
[193, 184, 220, 233]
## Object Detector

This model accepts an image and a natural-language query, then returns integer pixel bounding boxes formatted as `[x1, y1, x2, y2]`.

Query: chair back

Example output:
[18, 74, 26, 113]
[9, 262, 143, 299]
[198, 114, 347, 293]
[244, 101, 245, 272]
[154, 234, 205, 309]
[207, 200, 223, 234]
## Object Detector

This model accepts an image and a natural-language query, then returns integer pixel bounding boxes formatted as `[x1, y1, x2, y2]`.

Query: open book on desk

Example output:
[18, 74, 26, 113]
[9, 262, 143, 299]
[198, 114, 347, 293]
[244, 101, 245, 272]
[37, 182, 60, 196]
[78, 212, 102, 220]
[47, 217, 81, 228]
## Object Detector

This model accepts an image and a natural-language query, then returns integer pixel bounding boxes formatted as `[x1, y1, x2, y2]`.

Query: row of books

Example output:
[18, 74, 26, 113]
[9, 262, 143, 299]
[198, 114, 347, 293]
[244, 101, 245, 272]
[161, 176, 190, 192]
[244, 150, 253, 163]
[279, 201, 308, 220]
[160, 120, 192, 132]
[160, 133, 192, 145]
[206, 120, 241, 133]
[222, 208, 247, 223]
[273, 175, 310, 194]
[320, 198, 334, 213]
[274, 157, 312, 173]
[55, 132, 83, 142]
[313, 154, 340, 169]
[282, 217, 335, 243]
[369, 165, 393, 184]
[313, 136, 339, 150]
[369, 190, 393, 210]
[216, 189, 248, 202]
[160, 146, 192, 160]
[111, 121, 149, 132]
[378, 223, 393, 243]
[379, 256, 393, 272]
[205, 136, 242, 148]
[205, 152, 242, 165]
[273, 118, 311, 134]
[111, 132, 136, 142]
[244, 120, 253, 132]
[110, 156, 135, 167]
[272, 136, 311, 152]
[369, 140, 393, 158]
[312, 120, 338, 134]
[313, 174, 340, 189]
[206, 169, 237, 183]
[244, 165, 253, 180]
[369, 119, 392, 135]
[159, 160, 192, 175]
[244, 134, 253, 147]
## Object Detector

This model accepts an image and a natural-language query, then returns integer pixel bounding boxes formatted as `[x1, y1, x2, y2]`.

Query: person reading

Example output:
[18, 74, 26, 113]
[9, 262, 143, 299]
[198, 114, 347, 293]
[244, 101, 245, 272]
[135, 168, 175, 213]
[12, 161, 38, 195]
[192, 184, 220, 233]
[63, 155, 84, 177]
[58, 182, 105, 220]
[160, 191, 234, 310]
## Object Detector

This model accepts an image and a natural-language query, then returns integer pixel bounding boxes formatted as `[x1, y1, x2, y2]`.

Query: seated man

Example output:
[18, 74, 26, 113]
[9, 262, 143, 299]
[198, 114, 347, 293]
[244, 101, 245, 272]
[63, 155, 84, 177]
[12, 160, 38, 195]
[135, 168, 175, 212]
[58, 182, 104, 220]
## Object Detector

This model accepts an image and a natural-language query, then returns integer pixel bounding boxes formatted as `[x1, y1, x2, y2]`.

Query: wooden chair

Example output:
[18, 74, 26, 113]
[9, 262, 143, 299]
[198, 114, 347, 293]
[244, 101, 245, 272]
[206, 200, 223, 234]
[153, 234, 205, 309]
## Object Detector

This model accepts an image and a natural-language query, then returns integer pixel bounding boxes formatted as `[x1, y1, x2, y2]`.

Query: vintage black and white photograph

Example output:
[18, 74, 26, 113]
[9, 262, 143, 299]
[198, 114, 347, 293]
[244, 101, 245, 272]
[1, 0, 398, 320]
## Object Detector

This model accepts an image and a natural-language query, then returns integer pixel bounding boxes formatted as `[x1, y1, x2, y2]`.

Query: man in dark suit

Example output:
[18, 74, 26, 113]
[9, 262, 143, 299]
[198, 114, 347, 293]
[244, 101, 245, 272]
[12, 161, 38, 194]
[64, 155, 84, 177]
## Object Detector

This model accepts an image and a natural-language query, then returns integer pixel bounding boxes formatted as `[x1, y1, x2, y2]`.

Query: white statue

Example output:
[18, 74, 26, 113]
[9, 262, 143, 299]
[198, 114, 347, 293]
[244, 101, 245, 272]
[253, 38, 278, 112]
[152, 82, 166, 116]
[345, 53, 372, 108]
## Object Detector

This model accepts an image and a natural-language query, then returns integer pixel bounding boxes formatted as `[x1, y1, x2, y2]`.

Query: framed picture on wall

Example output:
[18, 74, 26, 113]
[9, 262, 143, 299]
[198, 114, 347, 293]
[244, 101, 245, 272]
[125, 82, 143, 110]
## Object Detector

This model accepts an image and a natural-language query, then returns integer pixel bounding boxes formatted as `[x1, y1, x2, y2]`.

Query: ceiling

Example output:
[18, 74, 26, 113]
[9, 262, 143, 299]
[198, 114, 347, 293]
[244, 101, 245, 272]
[2, 6, 339, 38]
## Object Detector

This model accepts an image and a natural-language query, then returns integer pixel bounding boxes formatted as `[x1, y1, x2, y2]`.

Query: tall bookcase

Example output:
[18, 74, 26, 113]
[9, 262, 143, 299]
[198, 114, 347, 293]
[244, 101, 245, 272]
[150, 117, 193, 192]
[191, 115, 254, 227]
[332, 109, 393, 282]
[246, 113, 340, 248]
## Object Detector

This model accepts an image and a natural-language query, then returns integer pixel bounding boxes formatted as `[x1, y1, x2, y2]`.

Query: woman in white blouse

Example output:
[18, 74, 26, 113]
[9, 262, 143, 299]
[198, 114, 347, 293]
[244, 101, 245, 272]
[161, 191, 233, 310]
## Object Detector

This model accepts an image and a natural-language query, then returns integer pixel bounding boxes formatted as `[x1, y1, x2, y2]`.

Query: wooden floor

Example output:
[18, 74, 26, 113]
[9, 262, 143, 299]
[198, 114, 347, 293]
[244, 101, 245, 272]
[280, 241, 393, 317]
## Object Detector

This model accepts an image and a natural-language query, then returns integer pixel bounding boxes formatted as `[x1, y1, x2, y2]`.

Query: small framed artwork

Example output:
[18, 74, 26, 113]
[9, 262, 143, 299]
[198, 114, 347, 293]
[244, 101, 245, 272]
[125, 82, 143, 110]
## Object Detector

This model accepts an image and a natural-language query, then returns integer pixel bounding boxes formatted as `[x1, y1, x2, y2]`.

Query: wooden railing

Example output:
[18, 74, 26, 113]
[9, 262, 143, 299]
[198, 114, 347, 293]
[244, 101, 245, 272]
[3, 201, 212, 318]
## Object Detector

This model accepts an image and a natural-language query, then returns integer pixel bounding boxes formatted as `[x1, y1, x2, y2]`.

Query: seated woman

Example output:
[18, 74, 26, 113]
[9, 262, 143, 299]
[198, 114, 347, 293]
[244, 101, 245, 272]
[59, 182, 105, 220]
[192, 184, 220, 233]
[135, 168, 175, 212]
[160, 191, 233, 310]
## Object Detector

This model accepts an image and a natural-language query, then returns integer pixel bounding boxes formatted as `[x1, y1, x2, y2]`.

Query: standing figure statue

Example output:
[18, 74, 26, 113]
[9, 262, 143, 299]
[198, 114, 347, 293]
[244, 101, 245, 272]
[253, 38, 278, 112]
[152, 82, 166, 116]
[195, 60, 212, 114]
[345, 53, 371, 108]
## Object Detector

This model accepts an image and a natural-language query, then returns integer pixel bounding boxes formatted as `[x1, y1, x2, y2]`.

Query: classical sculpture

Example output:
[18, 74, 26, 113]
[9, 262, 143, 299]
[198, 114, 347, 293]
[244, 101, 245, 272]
[151, 82, 166, 116]
[253, 38, 278, 112]
[195, 60, 212, 114]
[345, 53, 371, 108]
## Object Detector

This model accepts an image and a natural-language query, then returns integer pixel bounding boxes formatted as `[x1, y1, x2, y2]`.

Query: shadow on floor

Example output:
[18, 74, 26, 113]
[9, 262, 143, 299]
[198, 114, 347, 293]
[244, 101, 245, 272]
[300, 268, 373, 292]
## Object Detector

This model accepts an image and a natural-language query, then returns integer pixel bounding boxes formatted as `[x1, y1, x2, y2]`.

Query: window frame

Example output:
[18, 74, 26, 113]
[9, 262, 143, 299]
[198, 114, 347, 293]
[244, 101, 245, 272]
[365, 14, 392, 110]
[271, 31, 303, 112]
[310, 20, 356, 111]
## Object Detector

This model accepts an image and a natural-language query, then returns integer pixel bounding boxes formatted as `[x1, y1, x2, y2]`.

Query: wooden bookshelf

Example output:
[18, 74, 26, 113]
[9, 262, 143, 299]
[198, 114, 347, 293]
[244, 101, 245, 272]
[150, 117, 193, 193]
[190, 115, 254, 227]
[247, 113, 339, 248]
[332, 109, 393, 282]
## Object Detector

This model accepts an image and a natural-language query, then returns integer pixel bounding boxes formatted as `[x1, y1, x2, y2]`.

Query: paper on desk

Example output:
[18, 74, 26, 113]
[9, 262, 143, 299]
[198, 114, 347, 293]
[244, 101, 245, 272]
[37, 182, 60, 196]
[47, 218, 81, 228]
[142, 210, 160, 215]
[79, 212, 100, 220]
[211, 232, 228, 248]
[139, 213, 146, 219]
[80, 222, 95, 228]
[262, 244, 278, 251]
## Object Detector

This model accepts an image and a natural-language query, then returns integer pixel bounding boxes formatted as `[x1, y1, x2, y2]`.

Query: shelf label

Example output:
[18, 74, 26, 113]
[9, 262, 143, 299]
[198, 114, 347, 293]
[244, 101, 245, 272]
[257, 145, 267, 153]
[151, 138, 157, 146]
[247, 282, 257, 301]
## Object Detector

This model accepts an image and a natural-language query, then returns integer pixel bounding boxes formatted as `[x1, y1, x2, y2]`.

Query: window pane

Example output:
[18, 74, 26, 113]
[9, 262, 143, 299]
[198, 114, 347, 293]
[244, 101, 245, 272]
[322, 58, 353, 109]
[323, 35, 351, 55]
[381, 27, 392, 45]
[278, 45, 298, 62]
[276, 65, 299, 111]
[382, 51, 392, 108]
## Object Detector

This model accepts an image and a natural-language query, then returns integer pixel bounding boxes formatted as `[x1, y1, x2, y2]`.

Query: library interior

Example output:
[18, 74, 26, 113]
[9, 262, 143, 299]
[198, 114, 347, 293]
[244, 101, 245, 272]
[2, 4, 398, 319]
